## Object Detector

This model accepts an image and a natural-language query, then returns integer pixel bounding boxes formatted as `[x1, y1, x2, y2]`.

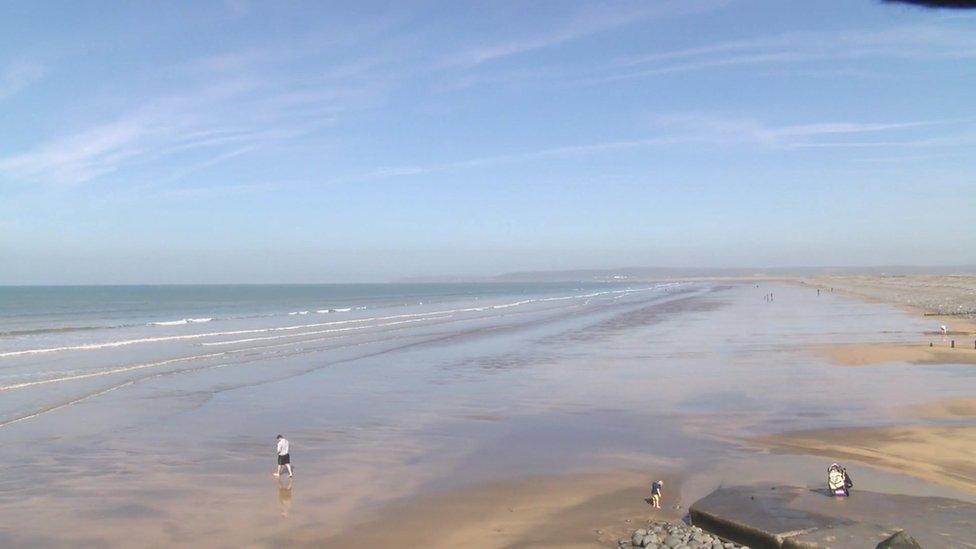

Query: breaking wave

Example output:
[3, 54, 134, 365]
[0, 285, 674, 358]
[150, 318, 213, 326]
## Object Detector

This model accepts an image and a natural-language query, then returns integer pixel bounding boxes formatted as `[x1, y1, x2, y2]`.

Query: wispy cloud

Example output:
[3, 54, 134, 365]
[335, 136, 682, 183]
[439, 0, 731, 68]
[598, 22, 976, 81]
[0, 80, 336, 185]
[648, 113, 974, 148]
[0, 60, 47, 100]
[0, 113, 161, 184]
[333, 114, 973, 184]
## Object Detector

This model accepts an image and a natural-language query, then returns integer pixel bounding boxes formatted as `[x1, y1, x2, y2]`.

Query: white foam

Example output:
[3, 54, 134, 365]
[0, 352, 227, 391]
[0, 286, 666, 358]
[150, 317, 213, 326]
[202, 316, 449, 346]
[0, 380, 137, 429]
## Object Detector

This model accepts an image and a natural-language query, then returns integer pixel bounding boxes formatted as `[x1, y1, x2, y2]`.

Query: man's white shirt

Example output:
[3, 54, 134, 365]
[277, 438, 289, 456]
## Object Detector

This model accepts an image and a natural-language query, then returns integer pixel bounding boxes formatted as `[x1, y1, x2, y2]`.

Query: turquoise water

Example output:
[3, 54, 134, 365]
[0, 281, 670, 428]
[0, 282, 620, 335]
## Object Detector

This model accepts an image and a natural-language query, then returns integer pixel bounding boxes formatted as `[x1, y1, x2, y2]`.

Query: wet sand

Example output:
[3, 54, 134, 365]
[822, 342, 976, 366]
[799, 274, 976, 320]
[760, 425, 976, 493]
[313, 471, 682, 548]
[3, 281, 976, 546]
[320, 280, 976, 546]
[758, 275, 976, 504]
[802, 275, 976, 367]
[900, 396, 976, 418]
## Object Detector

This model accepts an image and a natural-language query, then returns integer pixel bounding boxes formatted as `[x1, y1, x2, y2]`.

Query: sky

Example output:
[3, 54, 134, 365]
[1, 0, 975, 284]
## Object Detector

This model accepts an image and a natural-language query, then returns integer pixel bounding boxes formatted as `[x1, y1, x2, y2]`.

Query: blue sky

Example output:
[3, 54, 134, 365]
[1, 0, 974, 283]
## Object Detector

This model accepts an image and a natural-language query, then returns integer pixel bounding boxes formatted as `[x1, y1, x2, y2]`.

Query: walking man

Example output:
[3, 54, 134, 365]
[274, 434, 293, 478]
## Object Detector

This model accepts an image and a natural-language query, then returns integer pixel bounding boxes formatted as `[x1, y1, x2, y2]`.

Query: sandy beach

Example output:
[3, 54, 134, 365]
[757, 275, 976, 506]
[314, 471, 682, 548]
[822, 342, 976, 366]
[760, 425, 976, 493]
[798, 274, 976, 320]
[2, 279, 976, 547]
[901, 396, 976, 418]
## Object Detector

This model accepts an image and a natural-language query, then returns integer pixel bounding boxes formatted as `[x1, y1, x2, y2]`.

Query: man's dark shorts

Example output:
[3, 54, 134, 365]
[278, 454, 290, 465]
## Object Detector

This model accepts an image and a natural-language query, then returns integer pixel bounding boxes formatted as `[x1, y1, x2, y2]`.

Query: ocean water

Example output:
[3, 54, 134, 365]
[0, 282, 626, 336]
[0, 282, 672, 428]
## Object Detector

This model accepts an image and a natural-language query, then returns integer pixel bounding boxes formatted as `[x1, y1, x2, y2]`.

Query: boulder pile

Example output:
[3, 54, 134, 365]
[619, 520, 745, 549]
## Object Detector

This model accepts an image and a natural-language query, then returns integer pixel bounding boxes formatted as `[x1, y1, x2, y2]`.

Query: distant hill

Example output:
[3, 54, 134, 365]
[399, 265, 976, 283]
[491, 265, 976, 282]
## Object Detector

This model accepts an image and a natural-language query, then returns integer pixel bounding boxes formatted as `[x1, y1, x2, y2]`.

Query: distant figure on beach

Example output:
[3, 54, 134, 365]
[941, 325, 948, 336]
[650, 480, 664, 509]
[817, 288, 820, 296]
[274, 434, 293, 478]
[827, 463, 852, 497]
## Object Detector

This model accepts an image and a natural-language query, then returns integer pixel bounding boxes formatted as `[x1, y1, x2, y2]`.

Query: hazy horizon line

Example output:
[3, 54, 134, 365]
[2, 264, 974, 287]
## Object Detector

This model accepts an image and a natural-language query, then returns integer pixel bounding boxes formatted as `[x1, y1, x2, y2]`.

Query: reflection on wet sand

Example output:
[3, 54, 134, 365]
[278, 478, 293, 517]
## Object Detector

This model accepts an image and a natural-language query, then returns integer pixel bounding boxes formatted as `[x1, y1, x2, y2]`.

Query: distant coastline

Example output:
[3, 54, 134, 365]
[399, 265, 976, 284]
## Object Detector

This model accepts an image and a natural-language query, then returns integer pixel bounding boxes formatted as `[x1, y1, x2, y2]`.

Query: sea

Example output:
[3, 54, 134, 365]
[0, 282, 635, 336]
[0, 282, 675, 428]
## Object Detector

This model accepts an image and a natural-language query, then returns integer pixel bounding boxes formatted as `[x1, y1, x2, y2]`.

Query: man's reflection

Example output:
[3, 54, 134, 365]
[278, 478, 293, 517]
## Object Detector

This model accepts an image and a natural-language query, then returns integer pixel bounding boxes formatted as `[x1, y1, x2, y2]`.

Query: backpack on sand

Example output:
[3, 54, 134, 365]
[827, 463, 852, 496]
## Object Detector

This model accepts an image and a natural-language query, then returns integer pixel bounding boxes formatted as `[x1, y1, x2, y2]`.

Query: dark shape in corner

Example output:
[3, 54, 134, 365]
[883, 0, 976, 8]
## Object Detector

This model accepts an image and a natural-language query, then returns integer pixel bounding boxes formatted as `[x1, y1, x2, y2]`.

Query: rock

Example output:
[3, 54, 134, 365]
[692, 486, 975, 549]
[877, 531, 922, 549]
[623, 521, 747, 549]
